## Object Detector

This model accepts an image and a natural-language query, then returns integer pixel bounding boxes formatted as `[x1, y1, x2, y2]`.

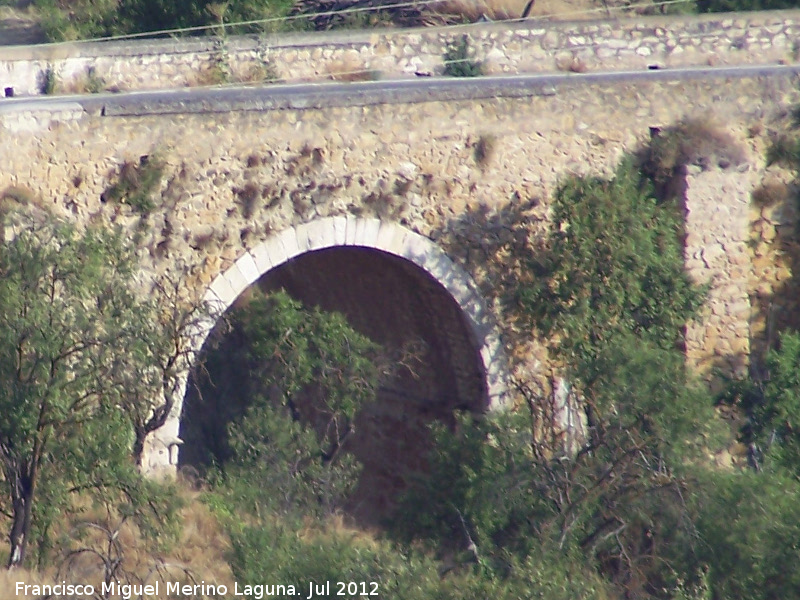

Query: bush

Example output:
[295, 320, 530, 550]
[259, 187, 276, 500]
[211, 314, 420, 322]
[640, 119, 745, 200]
[696, 0, 800, 11]
[443, 36, 483, 78]
[101, 154, 165, 214]
[228, 519, 609, 600]
[724, 331, 800, 474]
[34, 0, 300, 41]
[517, 157, 704, 364]
[692, 469, 800, 600]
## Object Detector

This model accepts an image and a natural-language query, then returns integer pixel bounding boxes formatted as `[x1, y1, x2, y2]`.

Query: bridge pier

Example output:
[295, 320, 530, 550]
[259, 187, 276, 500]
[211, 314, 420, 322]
[683, 164, 759, 385]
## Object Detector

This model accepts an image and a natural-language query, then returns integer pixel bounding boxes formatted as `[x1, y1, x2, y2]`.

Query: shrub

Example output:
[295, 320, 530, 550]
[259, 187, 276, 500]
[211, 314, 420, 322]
[39, 66, 58, 95]
[692, 469, 800, 600]
[517, 157, 704, 364]
[473, 134, 496, 168]
[34, 0, 301, 41]
[443, 36, 483, 78]
[696, 0, 799, 11]
[725, 331, 800, 475]
[640, 119, 745, 199]
[102, 154, 166, 214]
[228, 518, 609, 600]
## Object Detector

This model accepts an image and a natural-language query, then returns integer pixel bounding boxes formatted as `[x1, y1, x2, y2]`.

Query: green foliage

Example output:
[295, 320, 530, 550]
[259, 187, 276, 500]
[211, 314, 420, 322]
[102, 154, 165, 214]
[696, 0, 800, 12]
[760, 332, 800, 469]
[443, 36, 483, 78]
[227, 517, 609, 600]
[580, 334, 721, 459]
[392, 411, 550, 555]
[721, 331, 800, 474]
[766, 134, 800, 170]
[220, 402, 362, 518]
[392, 335, 717, 598]
[39, 65, 58, 95]
[241, 292, 382, 426]
[0, 211, 180, 566]
[389, 149, 720, 598]
[33, 0, 300, 41]
[83, 66, 106, 94]
[691, 469, 800, 600]
[193, 290, 385, 519]
[518, 158, 704, 364]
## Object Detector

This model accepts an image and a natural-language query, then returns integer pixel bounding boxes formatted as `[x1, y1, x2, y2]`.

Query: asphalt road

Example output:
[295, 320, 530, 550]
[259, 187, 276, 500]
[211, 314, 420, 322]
[1, 62, 800, 116]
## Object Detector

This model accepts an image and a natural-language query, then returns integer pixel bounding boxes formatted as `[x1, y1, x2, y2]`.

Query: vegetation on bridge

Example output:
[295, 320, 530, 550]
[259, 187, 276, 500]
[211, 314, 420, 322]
[5, 126, 800, 600]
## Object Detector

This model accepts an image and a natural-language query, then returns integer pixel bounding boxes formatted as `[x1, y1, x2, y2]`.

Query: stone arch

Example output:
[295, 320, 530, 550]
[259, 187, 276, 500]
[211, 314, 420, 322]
[145, 217, 510, 474]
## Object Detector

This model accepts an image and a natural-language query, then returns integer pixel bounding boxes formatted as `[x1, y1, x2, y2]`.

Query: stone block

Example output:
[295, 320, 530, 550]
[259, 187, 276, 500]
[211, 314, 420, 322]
[235, 251, 260, 285]
[332, 216, 347, 245]
[207, 273, 237, 307]
[265, 234, 289, 267]
[278, 226, 301, 261]
[359, 218, 381, 247]
[375, 221, 400, 252]
[222, 264, 249, 300]
[250, 241, 274, 274]
[344, 216, 359, 245]
[309, 217, 337, 250]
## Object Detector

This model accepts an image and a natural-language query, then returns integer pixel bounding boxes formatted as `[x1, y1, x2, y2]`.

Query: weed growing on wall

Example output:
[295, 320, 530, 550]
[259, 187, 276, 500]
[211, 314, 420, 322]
[640, 118, 745, 201]
[443, 35, 483, 78]
[102, 154, 166, 214]
[473, 134, 496, 168]
[38, 65, 58, 95]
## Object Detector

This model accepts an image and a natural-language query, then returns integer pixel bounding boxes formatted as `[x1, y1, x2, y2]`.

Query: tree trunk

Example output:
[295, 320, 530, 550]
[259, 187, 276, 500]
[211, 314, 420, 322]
[7, 475, 34, 569]
[132, 427, 147, 471]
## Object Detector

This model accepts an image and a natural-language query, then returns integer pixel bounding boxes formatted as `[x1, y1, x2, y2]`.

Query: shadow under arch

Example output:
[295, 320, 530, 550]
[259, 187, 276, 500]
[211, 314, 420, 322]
[148, 218, 511, 507]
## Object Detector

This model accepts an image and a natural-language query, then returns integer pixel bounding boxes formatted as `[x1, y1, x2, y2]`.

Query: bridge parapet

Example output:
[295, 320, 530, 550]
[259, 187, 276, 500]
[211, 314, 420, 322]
[1, 9, 800, 96]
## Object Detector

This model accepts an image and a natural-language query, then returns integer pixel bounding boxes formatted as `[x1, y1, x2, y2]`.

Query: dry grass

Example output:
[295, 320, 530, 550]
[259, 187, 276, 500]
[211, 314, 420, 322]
[60, 67, 105, 94]
[644, 118, 747, 181]
[752, 181, 791, 208]
[297, 513, 384, 551]
[0, 568, 53, 600]
[425, 0, 601, 22]
[168, 492, 235, 589]
[0, 484, 233, 597]
[193, 63, 229, 87]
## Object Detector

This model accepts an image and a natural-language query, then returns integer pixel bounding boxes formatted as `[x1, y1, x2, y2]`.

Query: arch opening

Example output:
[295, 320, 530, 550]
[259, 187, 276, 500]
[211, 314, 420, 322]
[169, 219, 509, 522]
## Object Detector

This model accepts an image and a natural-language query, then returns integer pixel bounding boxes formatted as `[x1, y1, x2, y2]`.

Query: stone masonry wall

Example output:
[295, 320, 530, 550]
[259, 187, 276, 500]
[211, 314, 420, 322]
[2, 71, 800, 469]
[684, 166, 758, 385]
[2, 72, 795, 373]
[2, 10, 800, 96]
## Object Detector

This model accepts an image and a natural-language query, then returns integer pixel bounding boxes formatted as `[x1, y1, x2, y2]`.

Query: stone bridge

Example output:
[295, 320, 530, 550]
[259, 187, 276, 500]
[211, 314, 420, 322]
[1, 13, 800, 484]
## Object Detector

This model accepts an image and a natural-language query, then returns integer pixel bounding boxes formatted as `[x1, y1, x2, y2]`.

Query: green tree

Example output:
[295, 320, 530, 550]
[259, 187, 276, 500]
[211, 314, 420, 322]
[392, 155, 718, 597]
[692, 468, 800, 600]
[0, 211, 180, 568]
[194, 290, 392, 518]
[34, 0, 299, 41]
[518, 157, 704, 364]
[696, 0, 800, 12]
[724, 331, 800, 474]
